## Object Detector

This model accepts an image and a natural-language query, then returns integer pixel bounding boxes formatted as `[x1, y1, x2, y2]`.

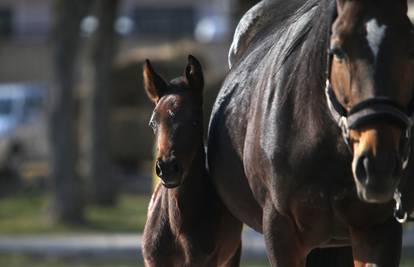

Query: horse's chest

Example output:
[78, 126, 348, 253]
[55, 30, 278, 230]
[290, 182, 395, 248]
[288, 184, 360, 247]
[289, 185, 346, 228]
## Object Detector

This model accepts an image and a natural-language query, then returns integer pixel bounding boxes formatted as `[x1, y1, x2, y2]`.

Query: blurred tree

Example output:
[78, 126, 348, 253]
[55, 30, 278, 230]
[89, 0, 120, 205]
[50, 0, 93, 223]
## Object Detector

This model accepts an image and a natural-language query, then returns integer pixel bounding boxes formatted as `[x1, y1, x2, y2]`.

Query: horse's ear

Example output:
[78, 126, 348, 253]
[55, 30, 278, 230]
[143, 59, 167, 104]
[185, 55, 204, 92]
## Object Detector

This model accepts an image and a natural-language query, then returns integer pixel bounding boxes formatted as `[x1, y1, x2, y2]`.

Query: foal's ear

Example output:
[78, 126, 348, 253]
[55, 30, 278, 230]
[143, 59, 167, 104]
[185, 55, 204, 92]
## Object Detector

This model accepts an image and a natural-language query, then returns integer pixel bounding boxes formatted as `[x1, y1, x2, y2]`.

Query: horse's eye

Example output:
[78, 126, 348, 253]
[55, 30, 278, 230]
[329, 46, 347, 61]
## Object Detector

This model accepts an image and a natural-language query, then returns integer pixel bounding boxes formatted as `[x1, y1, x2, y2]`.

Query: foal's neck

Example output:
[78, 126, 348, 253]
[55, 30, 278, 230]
[168, 137, 213, 223]
[171, 141, 208, 197]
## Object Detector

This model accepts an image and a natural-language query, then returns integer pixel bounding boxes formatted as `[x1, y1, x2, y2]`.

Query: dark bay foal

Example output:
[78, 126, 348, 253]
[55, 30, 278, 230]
[142, 56, 242, 267]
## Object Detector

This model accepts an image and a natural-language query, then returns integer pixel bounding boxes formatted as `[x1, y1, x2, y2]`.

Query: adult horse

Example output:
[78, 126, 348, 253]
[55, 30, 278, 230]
[207, 0, 414, 266]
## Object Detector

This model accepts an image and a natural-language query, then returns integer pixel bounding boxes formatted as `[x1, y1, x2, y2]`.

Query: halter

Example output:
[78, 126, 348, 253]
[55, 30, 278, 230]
[324, 21, 414, 171]
[325, 79, 414, 170]
[324, 2, 414, 223]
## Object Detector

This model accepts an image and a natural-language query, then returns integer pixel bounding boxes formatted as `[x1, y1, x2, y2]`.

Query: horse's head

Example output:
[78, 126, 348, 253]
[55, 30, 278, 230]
[143, 55, 204, 188]
[329, 0, 414, 203]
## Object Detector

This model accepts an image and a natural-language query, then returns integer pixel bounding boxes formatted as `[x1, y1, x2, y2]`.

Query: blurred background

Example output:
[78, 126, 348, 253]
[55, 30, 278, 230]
[0, 0, 413, 267]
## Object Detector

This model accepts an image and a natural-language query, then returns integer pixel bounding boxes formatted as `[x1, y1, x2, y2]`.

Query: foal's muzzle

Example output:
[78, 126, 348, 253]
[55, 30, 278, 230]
[155, 157, 183, 188]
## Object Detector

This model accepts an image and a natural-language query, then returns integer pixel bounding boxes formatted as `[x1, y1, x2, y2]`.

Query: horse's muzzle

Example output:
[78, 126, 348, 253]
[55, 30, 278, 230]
[352, 151, 400, 203]
[155, 158, 184, 188]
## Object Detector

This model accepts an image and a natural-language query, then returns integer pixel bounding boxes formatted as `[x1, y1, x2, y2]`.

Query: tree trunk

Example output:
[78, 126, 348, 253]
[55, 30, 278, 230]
[89, 0, 120, 205]
[50, 0, 92, 223]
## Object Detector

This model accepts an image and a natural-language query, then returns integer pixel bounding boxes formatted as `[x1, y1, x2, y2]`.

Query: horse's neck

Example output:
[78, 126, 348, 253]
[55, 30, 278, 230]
[167, 142, 213, 229]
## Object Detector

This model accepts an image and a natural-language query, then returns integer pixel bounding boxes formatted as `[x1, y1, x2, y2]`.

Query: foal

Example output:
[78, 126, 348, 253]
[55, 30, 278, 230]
[142, 56, 242, 267]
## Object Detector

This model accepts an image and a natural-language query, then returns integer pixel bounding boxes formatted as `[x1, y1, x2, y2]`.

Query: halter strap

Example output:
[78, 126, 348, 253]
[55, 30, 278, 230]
[323, 0, 414, 225]
[326, 81, 414, 130]
[324, 2, 414, 169]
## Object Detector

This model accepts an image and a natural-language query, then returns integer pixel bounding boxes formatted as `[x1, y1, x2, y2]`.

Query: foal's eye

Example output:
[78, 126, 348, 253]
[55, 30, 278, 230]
[329, 46, 347, 61]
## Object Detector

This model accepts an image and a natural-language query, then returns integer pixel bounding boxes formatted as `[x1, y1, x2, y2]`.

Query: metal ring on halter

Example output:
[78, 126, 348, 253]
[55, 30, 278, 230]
[339, 116, 351, 149]
[394, 190, 408, 224]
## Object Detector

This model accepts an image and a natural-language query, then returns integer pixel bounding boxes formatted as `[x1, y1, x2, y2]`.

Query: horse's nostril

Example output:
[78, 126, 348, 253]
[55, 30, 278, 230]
[354, 153, 370, 185]
[353, 152, 400, 185]
[155, 160, 162, 177]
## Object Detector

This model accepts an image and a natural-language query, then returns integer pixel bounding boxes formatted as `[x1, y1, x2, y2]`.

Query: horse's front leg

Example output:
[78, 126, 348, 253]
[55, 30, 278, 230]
[263, 201, 306, 267]
[350, 217, 402, 267]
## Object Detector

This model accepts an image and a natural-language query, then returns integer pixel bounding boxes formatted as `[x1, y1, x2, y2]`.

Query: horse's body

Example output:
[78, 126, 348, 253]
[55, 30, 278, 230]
[208, 0, 414, 266]
[142, 56, 241, 267]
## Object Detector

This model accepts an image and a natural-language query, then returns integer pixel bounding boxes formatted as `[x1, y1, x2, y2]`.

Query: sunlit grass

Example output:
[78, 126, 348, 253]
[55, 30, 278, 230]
[0, 191, 150, 234]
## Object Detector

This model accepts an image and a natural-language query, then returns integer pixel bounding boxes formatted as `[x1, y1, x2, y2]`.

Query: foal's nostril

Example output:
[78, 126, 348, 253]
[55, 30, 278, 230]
[155, 158, 182, 180]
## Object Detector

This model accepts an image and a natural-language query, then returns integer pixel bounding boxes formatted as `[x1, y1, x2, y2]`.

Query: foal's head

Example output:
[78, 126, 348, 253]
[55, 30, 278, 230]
[329, 0, 414, 203]
[143, 56, 204, 188]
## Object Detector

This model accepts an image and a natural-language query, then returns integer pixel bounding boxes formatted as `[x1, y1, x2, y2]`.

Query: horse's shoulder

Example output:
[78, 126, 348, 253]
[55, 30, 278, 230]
[228, 0, 273, 68]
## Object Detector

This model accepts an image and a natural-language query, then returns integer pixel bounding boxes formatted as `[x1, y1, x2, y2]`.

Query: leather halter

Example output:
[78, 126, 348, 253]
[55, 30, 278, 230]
[323, 2, 414, 224]
[324, 9, 414, 170]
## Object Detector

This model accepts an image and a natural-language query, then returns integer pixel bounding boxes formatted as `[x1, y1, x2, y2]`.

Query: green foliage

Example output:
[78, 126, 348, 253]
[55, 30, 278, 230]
[0, 192, 150, 234]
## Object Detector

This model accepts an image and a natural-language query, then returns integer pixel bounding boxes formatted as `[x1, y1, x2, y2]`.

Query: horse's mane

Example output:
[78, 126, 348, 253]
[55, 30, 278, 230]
[250, 0, 336, 119]
[288, 0, 336, 118]
[214, 0, 337, 133]
[234, 0, 335, 81]
[228, 0, 337, 129]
